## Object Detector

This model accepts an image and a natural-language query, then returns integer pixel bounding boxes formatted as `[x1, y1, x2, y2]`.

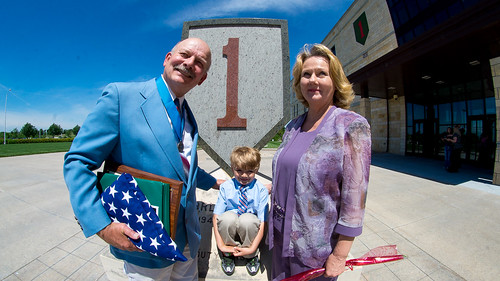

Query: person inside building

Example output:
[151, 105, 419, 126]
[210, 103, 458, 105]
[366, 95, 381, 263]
[448, 125, 463, 172]
[269, 43, 371, 280]
[441, 127, 454, 170]
[64, 37, 225, 280]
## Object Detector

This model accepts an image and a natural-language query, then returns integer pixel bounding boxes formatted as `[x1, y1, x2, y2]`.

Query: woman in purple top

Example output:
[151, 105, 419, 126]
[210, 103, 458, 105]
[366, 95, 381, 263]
[270, 44, 371, 281]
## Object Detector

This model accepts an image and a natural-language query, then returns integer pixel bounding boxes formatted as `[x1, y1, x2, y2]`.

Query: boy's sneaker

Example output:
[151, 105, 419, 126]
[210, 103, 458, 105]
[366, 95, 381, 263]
[246, 256, 260, 276]
[221, 255, 235, 276]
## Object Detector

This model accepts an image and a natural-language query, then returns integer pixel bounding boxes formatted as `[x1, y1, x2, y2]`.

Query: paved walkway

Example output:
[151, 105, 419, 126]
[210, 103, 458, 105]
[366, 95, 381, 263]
[1, 150, 499, 280]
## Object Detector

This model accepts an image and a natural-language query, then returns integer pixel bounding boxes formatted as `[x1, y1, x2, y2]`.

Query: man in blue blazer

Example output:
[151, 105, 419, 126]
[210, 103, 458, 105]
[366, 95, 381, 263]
[64, 38, 222, 280]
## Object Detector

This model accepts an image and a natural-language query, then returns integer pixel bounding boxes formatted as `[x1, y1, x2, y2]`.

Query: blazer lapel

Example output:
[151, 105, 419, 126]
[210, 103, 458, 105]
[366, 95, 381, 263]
[182, 100, 198, 203]
[140, 84, 185, 181]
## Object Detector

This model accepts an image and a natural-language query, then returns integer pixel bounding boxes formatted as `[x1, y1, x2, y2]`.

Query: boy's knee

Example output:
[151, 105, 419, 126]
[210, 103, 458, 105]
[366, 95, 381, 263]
[238, 213, 260, 229]
[217, 211, 239, 228]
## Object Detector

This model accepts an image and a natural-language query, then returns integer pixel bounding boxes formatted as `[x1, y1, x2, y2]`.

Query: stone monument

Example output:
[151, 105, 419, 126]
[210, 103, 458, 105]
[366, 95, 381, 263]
[182, 18, 290, 175]
[183, 18, 289, 279]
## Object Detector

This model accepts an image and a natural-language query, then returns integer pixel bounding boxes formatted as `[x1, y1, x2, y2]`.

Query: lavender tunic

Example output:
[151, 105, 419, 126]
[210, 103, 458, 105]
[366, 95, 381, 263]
[270, 106, 371, 268]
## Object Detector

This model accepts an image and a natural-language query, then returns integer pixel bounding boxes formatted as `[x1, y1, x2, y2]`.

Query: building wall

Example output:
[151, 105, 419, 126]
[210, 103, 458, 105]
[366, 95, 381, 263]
[352, 98, 384, 152]
[388, 96, 406, 155]
[369, 98, 388, 152]
[322, 0, 398, 76]
[351, 96, 406, 154]
[491, 56, 500, 185]
[322, 0, 405, 154]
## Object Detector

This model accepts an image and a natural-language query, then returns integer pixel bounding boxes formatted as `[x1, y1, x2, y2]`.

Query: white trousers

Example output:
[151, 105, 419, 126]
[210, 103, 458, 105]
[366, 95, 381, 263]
[124, 245, 197, 281]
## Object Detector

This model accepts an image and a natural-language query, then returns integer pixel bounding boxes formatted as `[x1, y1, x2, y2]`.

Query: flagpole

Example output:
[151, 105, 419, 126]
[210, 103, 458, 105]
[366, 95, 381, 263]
[3, 89, 8, 145]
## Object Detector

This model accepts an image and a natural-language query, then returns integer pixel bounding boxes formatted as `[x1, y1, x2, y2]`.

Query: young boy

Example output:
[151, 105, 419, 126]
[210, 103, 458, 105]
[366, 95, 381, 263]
[213, 146, 269, 276]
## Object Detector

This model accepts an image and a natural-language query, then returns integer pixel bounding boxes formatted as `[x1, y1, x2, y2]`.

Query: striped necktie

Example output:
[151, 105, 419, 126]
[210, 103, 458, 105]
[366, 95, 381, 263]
[172, 98, 184, 146]
[173, 98, 183, 120]
[237, 185, 248, 216]
[174, 98, 190, 176]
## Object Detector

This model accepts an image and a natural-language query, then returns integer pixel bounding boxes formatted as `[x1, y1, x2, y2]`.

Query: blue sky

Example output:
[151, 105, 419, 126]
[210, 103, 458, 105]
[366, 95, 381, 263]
[0, 0, 353, 131]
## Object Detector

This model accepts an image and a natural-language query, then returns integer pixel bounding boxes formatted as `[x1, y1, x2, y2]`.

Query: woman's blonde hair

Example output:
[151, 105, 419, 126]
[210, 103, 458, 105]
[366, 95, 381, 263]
[292, 44, 354, 109]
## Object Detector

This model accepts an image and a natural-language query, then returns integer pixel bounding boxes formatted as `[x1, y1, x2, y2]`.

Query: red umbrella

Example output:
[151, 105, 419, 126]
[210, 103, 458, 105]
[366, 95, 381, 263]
[281, 245, 405, 281]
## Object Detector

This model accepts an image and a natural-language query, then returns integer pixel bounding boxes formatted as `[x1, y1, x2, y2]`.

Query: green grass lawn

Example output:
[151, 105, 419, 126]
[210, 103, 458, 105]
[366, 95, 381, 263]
[0, 140, 281, 158]
[264, 141, 282, 148]
[0, 142, 72, 157]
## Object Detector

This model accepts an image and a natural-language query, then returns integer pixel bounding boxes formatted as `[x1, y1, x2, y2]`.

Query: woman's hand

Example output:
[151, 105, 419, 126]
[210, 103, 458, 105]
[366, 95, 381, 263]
[323, 253, 348, 277]
[323, 235, 354, 278]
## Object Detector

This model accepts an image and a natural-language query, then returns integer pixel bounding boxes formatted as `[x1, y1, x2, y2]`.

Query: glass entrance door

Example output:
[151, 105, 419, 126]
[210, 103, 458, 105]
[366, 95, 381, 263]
[468, 115, 495, 168]
[411, 119, 437, 156]
[412, 121, 424, 155]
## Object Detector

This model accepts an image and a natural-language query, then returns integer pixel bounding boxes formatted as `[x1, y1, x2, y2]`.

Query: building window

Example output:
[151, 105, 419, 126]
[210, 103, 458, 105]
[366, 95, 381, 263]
[485, 97, 495, 115]
[439, 103, 452, 124]
[452, 101, 466, 124]
[468, 99, 485, 116]
[386, 0, 480, 45]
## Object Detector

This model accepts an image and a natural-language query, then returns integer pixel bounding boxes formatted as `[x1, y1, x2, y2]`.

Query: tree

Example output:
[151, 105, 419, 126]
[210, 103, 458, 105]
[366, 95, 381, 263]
[47, 123, 63, 136]
[20, 123, 38, 138]
[9, 128, 20, 139]
[72, 125, 81, 136]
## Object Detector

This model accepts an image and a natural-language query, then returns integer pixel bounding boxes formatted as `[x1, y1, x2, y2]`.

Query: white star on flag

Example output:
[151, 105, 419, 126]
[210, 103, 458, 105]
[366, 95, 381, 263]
[136, 213, 147, 226]
[108, 202, 117, 214]
[157, 220, 164, 229]
[150, 237, 160, 249]
[109, 185, 118, 198]
[137, 229, 146, 241]
[130, 178, 138, 187]
[121, 208, 131, 219]
[122, 190, 133, 204]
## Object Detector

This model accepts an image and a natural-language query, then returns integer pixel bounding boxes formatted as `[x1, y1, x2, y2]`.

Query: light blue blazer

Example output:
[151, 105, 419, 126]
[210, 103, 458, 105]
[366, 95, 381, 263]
[63, 78, 216, 268]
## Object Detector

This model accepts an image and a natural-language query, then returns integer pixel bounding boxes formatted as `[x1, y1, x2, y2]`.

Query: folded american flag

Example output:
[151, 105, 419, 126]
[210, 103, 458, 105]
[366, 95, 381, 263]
[100, 173, 187, 261]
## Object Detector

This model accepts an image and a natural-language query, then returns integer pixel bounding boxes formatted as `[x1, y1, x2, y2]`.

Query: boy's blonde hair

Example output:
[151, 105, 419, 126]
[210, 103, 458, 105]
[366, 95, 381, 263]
[230, 146, 261, 171]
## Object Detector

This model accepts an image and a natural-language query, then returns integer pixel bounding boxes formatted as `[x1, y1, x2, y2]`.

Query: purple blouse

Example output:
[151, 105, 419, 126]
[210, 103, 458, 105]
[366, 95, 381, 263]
[270, 106, 371, 268]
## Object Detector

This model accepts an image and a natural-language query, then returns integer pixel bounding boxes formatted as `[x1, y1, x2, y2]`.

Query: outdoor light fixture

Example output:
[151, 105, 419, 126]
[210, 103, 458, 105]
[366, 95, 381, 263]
[421, 75, 431, 80]
[436, 80, 445, 84]
[469, 60, 480, 66]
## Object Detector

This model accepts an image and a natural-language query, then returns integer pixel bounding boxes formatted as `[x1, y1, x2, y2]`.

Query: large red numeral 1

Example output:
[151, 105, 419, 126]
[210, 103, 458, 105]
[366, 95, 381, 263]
[358, 20, 365, 38]
[217, 38, 247, 130]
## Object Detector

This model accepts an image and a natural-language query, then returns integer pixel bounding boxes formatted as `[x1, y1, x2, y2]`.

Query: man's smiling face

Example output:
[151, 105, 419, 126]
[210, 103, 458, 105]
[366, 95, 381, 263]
[162, 38, 211, 97]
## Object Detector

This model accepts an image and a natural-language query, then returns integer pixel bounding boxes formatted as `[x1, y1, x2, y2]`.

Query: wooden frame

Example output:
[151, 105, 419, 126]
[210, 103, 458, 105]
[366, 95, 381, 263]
[103, 161, 183, 239]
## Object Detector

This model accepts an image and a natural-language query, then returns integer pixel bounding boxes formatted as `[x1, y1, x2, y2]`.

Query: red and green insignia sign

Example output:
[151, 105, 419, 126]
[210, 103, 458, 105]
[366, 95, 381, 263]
[354, 12, 369, 45]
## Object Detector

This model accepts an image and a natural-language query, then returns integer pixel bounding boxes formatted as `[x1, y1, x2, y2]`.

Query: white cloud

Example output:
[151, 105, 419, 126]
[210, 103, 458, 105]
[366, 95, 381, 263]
[164, 0, 327, 28]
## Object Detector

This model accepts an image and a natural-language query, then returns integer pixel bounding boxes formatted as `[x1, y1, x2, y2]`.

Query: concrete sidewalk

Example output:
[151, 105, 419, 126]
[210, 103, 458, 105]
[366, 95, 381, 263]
[1, 150, 499, 280]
